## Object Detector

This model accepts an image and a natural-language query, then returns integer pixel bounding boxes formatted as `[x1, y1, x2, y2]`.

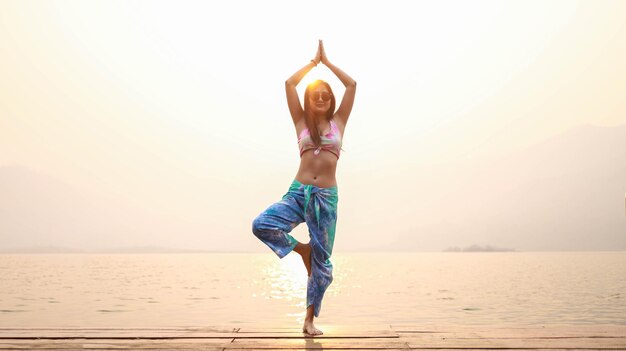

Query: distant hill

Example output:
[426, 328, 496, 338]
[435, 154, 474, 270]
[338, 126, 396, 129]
[0, 245, 87, 254]
[0, 245, 227, 254]
[392, 123, 626, 251]
[443, 244, 517, 252]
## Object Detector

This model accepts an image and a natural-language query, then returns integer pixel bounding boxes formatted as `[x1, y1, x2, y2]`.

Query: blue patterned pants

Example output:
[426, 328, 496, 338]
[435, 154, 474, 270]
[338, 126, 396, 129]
[252, 179, 338, 318]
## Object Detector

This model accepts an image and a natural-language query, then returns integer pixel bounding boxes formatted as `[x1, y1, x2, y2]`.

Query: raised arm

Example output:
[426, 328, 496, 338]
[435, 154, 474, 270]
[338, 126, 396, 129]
[320, 41, 357, 127]
[285, 45, 321, 127]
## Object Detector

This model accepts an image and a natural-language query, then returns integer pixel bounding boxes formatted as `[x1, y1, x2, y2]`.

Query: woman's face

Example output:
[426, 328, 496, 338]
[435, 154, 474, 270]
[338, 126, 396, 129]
[308, 85, 332, 116]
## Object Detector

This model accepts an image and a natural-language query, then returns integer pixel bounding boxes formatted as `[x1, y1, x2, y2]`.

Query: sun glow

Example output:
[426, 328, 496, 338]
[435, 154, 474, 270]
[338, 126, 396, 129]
[300, 66, 338, 94]
[2, 0, 625, 255]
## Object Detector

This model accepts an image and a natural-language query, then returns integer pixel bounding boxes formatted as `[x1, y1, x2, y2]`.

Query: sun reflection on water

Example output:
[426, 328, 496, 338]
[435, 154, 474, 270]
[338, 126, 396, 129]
[253, 254, 354, 324]
[265, 255, 307, 297]
[258, 254, 311, 322]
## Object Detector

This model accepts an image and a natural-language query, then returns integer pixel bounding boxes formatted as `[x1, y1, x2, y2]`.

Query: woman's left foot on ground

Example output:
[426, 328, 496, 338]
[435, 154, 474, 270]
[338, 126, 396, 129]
[302, 320, 323, 336]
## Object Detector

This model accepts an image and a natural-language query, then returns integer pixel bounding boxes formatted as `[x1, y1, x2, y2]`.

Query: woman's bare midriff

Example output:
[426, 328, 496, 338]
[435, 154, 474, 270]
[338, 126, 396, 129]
[294, 149, 338, 188]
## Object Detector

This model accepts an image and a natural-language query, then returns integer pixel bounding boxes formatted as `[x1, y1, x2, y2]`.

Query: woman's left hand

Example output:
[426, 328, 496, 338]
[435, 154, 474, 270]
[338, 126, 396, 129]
[312, 41, 322, 65]
[319, 40, 329, 65]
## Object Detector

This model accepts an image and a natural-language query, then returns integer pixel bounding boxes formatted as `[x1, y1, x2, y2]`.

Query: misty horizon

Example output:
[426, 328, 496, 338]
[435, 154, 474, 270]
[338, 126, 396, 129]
[2, 122, 626, 253]
[2, 243, 625, 254]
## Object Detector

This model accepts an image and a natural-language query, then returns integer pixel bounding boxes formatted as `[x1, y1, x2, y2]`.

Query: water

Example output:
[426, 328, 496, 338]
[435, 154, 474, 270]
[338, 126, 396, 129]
[1, 252, 624, 327]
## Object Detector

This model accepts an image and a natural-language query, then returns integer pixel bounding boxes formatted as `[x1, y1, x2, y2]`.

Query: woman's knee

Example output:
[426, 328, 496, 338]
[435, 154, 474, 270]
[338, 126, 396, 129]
[253, 212, 276, 238]
[251, 215, 265, 237]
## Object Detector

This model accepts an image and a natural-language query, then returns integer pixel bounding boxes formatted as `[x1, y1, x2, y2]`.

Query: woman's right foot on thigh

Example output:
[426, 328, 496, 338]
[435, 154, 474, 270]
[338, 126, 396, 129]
[295, 242, 312, 277]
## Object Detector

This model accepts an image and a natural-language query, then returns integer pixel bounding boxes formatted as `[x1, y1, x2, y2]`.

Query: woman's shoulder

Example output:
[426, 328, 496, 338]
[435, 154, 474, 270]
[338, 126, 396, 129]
[331, 117, 345, 136]
[295, 119, 309, 139]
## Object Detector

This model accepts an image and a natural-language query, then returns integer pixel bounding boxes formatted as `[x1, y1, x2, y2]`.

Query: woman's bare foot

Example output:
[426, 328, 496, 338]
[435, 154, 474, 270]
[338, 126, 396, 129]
[302, 320, 323, 336]
[295, 242, 312, 277]
[302, 305, 322, 336]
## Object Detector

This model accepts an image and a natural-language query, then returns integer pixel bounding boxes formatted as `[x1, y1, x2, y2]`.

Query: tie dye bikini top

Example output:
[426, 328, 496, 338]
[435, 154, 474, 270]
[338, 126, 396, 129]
[298, 119, 342, 159]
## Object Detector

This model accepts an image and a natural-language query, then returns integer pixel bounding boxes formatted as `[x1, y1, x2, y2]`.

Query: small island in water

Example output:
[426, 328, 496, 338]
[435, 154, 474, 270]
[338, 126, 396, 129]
[443, 244, 517, 252]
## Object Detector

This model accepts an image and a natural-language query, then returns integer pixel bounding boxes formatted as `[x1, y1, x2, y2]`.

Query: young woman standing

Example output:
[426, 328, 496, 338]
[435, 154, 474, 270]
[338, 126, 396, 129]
[252, 40, 356, 336]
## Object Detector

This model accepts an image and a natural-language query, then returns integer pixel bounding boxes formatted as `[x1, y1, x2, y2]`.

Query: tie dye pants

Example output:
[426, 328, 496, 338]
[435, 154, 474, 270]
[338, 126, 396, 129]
[252, 179, 338, 318]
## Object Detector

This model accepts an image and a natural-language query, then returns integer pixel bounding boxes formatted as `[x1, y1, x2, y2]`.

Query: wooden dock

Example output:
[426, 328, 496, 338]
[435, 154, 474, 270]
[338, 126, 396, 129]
[1, 324, 625, 350]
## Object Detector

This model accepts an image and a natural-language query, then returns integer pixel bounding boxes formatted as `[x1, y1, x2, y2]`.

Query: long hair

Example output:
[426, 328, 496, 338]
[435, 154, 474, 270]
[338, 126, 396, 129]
[303, 80, 336, 147]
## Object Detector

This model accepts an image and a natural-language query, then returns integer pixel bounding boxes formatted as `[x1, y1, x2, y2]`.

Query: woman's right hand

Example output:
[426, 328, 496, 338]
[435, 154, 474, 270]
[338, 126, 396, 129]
[312, 40, 322, 65]
[319, 40, 329, 65]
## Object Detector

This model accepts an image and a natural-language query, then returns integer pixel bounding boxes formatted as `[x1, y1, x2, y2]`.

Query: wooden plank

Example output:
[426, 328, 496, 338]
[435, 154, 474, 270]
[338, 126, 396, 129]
[235, 332, 398, 339]
[0, 339, 230, 350]
[0, 341, 86, 350]
[83, 340, 228, 350]
[392, 324, 626, 337]
[236, 325, 398, 338]
[8, 335, 236, 340]
[228, 337, 410, 349]
[237, 324, 393, 331]
[1, 325, 624, 350]
[0, 327, 235, 334]
[403, 334, 626, 349]
[465, 330, 626, 339]
[230, 332, 398, 339]
[0, 329, 238, 339]
[0, 346, 222, 350]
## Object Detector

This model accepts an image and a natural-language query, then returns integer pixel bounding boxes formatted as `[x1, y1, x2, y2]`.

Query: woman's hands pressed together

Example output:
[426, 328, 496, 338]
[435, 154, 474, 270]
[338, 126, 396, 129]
[313, 40, 330, 66]
[318, 40, 329, 65]
[312, 42, 322, 66]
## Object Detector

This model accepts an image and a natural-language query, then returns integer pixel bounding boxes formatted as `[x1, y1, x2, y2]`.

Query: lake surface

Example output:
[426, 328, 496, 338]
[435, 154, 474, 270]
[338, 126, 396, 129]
[1, 252, 624, 327]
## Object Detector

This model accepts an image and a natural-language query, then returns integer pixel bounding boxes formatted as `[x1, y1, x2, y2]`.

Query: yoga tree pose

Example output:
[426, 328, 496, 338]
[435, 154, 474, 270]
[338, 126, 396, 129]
[252, 40, 356, 336]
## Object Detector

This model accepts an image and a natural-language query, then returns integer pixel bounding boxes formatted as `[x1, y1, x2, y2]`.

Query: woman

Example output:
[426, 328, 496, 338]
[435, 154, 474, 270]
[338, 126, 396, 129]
[252, 40, 356, 336]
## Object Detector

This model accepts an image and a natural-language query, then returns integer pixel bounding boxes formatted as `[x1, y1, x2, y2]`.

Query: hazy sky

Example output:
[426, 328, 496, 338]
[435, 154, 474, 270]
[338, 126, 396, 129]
[1, 0, 625, 252]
